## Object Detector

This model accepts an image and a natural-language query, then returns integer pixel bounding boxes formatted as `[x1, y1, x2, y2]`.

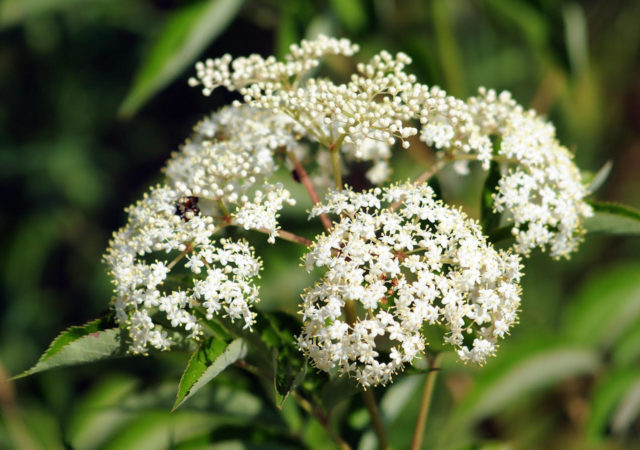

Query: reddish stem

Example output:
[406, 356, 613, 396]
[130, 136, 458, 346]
[288, 151, 333, 232]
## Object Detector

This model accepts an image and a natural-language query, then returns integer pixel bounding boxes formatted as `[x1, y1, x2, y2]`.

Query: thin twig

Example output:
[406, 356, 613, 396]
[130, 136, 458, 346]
[259, 228, 313, 246]
[362, 389, 390, 450]
[343, 300, 389, 449]
[291, 392, 352, 450]
[287, 150, 333, 231]
[167, 245, 193, 270]
[410, 353, 442, 450]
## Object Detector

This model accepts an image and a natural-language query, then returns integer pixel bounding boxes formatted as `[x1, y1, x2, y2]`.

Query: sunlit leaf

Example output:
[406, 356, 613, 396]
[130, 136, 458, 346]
[584, 160, 612, 194]
[173, 338, 247, 410]
[68, 375, 140, 450]
[563, 3, 589, 76]
[584, 201, 640, 235]
[102, 410, 221, 450]
[14, 316, 125, 378]
[442, 341, 599, 444]
[118, 0, 244, 117]
[612, 319, 640, 367]
[586, 369, 639, 442]
[563, 263, 640, 348]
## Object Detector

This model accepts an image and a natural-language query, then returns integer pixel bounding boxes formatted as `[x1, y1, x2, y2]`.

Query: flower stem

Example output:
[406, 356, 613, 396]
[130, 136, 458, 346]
[362, 389, 390, 450]
[329, 135, 346, 191]
[412, 159, 448, 186]
[343, 300, 389, 449]
[269, 228, 313, 246]
[292, 392, 352, 450]
[287, 150, 333, 231]
[167, 245, 193, 270]
[409, 353, 442, 450]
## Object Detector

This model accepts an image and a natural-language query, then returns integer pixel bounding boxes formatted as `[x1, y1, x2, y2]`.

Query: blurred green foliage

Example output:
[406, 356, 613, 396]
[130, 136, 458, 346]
[1, 0, 639, 448]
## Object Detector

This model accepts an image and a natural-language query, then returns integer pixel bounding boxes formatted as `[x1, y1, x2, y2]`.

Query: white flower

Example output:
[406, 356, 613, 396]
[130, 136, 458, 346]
[298, 183, 522, 387]
[104, 184, 262, 353]
[189, 36, 592, 258]
[234, 183, 296, 243]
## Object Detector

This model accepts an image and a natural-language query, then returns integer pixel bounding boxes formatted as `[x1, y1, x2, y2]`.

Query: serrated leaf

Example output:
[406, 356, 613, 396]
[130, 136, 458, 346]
[563, 263, 640, 348]
[442, 341, 599, 443]
[14, 316, 125, 378]
[173, 338, 247, 410]
[585, 201, 640, 235]
[118, 0, 243, 118]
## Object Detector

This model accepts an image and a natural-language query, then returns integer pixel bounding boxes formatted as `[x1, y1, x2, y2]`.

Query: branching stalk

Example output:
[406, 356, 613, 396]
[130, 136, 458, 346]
[410, 353, 442, 450]
[292, 392, 352, 450]
[287, 150, 333, 231]
[261, 228, 313, 246]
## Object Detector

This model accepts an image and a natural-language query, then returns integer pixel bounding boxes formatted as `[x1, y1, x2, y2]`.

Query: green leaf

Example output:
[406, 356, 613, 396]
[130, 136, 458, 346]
[563, 263, 640, 348]
[484, 0, 550, 50]
[583, 161, 613, 194]
[118, 0, 244, 118]
[173, 338, 247, 410]
[612, 319, 640, 367]
[442, 341, 599, 443]
[319, 376, 359, 413]
[584, 201, 640, 235]
[14, 316, 125, 378]
[611, 377, 640, 436]
[102, 410, 222, 450]
[68, 375, 140, 450]
[586, 369, 640, 442]
[260, 312, 306, 408]
[329, 0, 367, 33]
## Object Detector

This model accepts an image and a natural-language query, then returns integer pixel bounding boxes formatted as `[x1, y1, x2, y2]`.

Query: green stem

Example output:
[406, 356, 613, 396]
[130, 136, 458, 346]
[291, 392, 352, 450]
[362, 389, 389, 450]
[410, 353, 442, 450]
[343, 300, 389, 449]
[330, 135, 346, 190]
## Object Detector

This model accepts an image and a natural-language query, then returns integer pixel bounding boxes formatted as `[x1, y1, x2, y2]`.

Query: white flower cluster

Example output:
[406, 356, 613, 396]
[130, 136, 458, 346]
[467, 89, 593, 257]
[190, 36, 592, 258]
[105, 186, 262, 353]
[298, 183, 522, 387]
[165, 105, 300, 240]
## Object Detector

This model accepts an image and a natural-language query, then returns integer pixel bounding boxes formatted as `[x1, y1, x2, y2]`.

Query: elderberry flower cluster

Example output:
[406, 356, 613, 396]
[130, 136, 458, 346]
[298, 183, 522, 387]
[103, 35, 592, 384]
[164, 106, 299, 239]
[190, 35, 592, 258]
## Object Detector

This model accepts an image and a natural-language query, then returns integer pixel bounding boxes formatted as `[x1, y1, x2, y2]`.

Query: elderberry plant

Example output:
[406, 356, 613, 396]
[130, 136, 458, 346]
[18, 36, 633, 449]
